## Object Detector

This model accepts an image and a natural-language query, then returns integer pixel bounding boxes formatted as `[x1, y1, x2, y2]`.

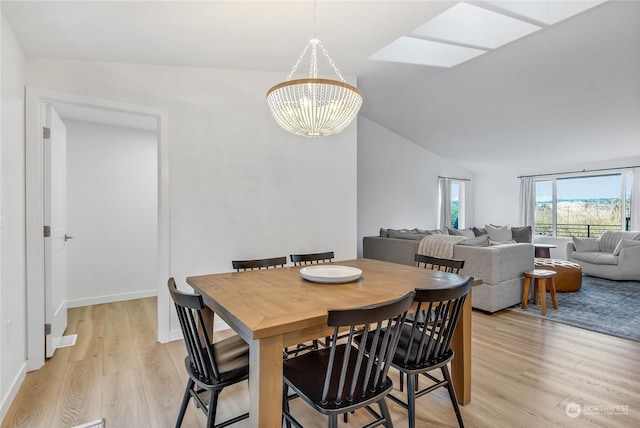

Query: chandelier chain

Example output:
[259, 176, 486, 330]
[312, 0, 317, 39]
[318, 40, 346, 82]
[310, 40, 318, 78]
[286, 40, 312, 81]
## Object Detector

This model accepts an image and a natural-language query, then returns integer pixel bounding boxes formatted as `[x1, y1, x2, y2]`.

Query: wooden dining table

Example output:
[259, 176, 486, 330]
[186, 258, 474, 427]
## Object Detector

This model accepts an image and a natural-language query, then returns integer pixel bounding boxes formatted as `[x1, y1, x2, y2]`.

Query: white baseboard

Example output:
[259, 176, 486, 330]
[1, 362, 26, 423]
[67, 289, 157, 308]
[169, 328, 183, 342]
[168, 319, 231, 343]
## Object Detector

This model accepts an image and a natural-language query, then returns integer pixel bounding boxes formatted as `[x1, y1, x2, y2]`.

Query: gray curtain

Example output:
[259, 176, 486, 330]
[438, 177, 451, 229]
[632, 168, 640, 230]
[519, 176, 535, 227]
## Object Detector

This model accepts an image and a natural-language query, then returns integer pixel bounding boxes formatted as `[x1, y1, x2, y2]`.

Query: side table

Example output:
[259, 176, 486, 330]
[522, 269, 558, 315]
[533, 243, 557, 258]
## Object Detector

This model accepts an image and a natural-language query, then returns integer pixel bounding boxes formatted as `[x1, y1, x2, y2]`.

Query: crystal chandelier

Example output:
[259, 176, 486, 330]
[266, 2, 363, 138]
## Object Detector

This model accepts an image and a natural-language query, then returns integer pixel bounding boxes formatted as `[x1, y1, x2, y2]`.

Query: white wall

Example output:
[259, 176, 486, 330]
[25, 58, 358, 340]
[0, 13, 27, 420]
[65, 119, 158, 307]
[357, 116, 474, 256]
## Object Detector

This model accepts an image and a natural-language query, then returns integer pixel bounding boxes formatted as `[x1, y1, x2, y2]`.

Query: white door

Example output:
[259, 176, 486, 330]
[44, 104, 68, 358]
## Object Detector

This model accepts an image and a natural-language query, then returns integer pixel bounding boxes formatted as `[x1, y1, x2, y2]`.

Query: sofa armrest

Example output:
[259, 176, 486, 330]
[617, 244, 640, 277]
[454, 243, 534, 285]
[566, 241, 577, 262]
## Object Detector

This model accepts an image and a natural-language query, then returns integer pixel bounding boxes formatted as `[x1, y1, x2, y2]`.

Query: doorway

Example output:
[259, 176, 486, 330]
[25, 87, 170, 371]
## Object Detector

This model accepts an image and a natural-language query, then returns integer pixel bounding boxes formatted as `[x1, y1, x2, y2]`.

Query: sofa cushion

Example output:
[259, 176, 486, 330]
[511, 226, 532, 243]
[485, 224, 512, 242]
[447, 228, 475, 239]
[570, 251, 618, 265]
[379, 228, 388, 237]
[572, 236, 600, 252]
[599, 230, 640, 253]
[387, 229, 426, 240]
[423, 228, 448, 235]
[457, 235, 489, 247]
[612, 238, 640, 256]
[490, 239, 517, 246]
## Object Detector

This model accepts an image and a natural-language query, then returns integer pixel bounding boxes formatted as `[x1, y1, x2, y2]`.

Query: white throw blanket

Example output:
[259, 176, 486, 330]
[418, 234, 468, 259]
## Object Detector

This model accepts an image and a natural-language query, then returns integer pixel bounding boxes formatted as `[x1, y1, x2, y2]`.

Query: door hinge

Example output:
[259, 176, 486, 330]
[44, 225, 51, 237]
[45, 323, 51, 335]
[43, 126, 51, 139]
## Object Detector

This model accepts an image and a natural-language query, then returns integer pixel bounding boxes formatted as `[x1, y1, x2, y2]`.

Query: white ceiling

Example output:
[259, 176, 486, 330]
[3, 0, 639, 173]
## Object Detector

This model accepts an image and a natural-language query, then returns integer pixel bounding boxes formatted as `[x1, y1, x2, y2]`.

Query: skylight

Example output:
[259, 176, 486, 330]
[368, 0, 608, 69]
[484, 0, 609, 25]
[369, 37, 486, 68]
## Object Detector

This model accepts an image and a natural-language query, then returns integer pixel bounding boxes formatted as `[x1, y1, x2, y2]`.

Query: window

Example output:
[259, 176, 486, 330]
[534, 172, 632, 237]
[450, 180, 466, 229]
[625, 172, 632, 230]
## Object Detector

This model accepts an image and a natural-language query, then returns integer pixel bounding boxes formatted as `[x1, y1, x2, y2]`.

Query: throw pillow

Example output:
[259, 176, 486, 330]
[447, 228, 476, 239]
[472, 227, 487, 237]
[572, 236, 600, 252]
[457, 235, 490, 247]
[511, 226, 532, 243]
[379, 228, 388, 238]
[485, 224, 512, 242]
[387, 229, 426, 241]
[612, 238, 640, 256]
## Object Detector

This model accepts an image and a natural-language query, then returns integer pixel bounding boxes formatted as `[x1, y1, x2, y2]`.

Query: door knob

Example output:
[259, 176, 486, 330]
[64, 234, 74, 241]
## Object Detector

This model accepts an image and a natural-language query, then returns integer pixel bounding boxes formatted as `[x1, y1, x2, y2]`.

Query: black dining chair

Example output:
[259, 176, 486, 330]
[168, 278, 250, 428]
[290, 251, 335, 266]
[406, 253, 466, 332]
[415, 253, 465, 273]
[232, 256, 287, 271]
[405, 253, 466, 364]
[357, 278, 473, 428]
[282, 291, 415, 428]
[290, 251, 337, 352]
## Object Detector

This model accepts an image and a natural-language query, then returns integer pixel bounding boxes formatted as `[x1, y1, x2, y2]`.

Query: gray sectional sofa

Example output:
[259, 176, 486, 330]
[363, 227, 535, 313]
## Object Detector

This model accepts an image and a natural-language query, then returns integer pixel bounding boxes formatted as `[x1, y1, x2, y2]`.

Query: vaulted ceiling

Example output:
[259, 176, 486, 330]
[3, 0, 638, 173]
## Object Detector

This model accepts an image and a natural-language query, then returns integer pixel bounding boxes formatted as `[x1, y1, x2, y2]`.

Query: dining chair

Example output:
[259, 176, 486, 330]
[282, 291, 415, 428]
[291, 251, 353, 352]
[406, 253, 466, 335]
[358, 278, 473, 428]
[401, 254, 467, 394]
[168, 278, 250, 428]
[406, 253, 466, 347]
[414, 253, 465, 273]
[290, 251, 335, 266]
[232, 256, 287, 271]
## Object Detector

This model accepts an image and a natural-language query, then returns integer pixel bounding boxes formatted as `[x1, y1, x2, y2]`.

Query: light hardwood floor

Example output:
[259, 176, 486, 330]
[2, 298, 639, 428]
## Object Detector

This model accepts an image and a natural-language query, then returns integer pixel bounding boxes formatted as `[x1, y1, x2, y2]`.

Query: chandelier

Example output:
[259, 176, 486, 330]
[266, 3, 363, 138]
